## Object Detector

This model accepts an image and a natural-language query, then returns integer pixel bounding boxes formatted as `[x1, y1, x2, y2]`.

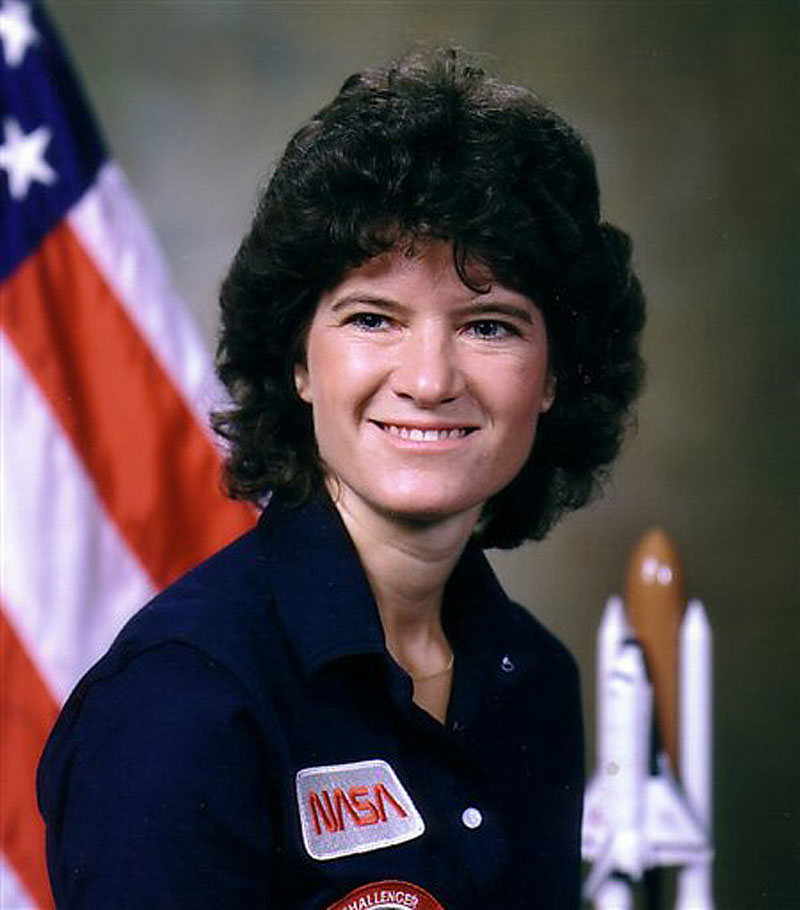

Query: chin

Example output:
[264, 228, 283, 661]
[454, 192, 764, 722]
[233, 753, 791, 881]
[328, 471, 491, 528]
[373, 490, 485, 525]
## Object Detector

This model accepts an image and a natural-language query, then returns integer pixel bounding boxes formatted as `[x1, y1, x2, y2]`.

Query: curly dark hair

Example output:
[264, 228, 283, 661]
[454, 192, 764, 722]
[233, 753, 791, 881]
[212, 47, 645, 548]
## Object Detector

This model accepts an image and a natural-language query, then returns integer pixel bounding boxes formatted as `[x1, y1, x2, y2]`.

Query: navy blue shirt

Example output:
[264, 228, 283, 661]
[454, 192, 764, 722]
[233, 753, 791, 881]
[38, 495, 583, 908]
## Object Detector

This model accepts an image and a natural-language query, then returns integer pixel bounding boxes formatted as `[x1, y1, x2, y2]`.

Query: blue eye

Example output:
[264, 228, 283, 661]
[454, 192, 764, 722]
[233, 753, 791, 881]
[351, 312, 390, 330]
[468, 320, 514, 339]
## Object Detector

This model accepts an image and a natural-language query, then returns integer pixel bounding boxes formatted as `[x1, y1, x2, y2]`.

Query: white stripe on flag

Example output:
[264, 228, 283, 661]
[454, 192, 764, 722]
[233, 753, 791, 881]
[1, 335, 155, 703]
[67, 163, 227, 423]
[0, 853, 35, 910]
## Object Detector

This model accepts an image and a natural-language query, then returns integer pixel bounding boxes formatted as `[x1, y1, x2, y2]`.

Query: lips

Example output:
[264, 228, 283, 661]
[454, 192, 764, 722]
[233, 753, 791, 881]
[372, 421, 477, 441]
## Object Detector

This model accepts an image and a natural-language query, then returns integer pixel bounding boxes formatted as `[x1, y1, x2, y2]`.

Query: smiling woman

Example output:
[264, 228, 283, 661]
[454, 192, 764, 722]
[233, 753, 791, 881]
[294, 243, 554, 527]
[38, 47, 645, 909]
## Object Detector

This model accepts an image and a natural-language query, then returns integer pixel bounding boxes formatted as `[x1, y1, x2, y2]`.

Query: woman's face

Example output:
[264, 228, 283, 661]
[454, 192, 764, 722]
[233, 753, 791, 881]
[294, 242, 554, 527]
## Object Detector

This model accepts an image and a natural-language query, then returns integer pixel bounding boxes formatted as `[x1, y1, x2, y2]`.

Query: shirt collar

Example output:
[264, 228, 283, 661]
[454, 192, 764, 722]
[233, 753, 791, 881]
[257, 494, 386, 678]
[444, 537, 540, 681]
[257, 494, 537, 682]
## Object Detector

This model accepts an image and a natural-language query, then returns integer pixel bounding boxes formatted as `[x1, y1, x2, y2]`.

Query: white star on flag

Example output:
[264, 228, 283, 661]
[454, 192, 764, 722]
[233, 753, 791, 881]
[0, 0, 38, 67]
[0, 117, 57, 199]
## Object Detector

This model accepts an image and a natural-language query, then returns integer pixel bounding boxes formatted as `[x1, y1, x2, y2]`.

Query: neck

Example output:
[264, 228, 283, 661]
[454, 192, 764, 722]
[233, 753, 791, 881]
[331, 485, 480, 676]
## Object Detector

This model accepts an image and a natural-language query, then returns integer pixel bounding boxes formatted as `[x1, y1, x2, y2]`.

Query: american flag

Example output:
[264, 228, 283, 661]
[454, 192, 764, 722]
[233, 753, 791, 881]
[0, 3, 254, 906]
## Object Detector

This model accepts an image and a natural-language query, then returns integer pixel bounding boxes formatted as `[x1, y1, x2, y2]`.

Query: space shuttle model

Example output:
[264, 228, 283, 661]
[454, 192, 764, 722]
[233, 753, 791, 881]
[582, 529, 714, 908]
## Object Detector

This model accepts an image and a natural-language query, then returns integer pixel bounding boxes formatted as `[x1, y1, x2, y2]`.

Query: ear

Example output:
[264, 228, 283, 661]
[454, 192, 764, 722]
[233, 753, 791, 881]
[540, 371, 556, 413]
[293, 361, 312, 403]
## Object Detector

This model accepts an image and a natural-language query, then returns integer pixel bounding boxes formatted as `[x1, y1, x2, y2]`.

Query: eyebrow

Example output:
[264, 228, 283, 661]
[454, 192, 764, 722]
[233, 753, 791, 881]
[329, 294, 536, 324]
[455, 301, 535, 324]
[329, 294, 402, 313]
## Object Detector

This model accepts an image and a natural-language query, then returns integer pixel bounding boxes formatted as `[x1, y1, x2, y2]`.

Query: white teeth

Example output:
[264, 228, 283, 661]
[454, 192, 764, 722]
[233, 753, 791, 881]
[381, 424, 469, 440]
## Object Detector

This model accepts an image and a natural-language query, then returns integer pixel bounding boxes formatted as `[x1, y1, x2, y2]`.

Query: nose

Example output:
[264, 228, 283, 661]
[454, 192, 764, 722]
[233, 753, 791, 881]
[391, 325, 464, 406]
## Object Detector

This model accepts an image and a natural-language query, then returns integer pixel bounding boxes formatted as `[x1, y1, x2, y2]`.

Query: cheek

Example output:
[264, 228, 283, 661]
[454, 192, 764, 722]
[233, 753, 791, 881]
[503, 416, 538, 475]
[302, 350, 377, 451]
[496, 358, 551, 424]
[489, 367, 550, 471]
[313, 346, 386, 409]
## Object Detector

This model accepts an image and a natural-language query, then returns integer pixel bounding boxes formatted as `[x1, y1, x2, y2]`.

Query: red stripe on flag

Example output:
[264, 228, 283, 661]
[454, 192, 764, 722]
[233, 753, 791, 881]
[1, 608, 57, 910]
[1, 222, 254, 590]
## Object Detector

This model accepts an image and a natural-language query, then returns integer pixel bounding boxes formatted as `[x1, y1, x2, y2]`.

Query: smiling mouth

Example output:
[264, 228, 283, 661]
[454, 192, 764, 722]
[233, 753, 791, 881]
[373, 422, 477, 441]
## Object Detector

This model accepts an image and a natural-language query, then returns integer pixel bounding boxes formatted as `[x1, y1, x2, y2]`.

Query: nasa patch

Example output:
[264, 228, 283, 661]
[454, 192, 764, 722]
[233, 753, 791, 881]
[296, 759, 425, 861]
[327, 880, 444, 910]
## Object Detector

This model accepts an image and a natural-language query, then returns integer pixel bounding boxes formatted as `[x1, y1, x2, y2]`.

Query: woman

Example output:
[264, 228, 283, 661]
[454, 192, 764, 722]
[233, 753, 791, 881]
[38, 48, 645, 909]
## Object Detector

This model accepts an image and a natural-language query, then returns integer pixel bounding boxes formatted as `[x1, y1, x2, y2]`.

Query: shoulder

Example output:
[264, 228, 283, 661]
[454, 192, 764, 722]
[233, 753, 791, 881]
[41, 640, 259, 781]
[492, 598, 582, 731]
[87, 523, 277, 697]
[447, 540, 581, 690]
[37, 636, 276, 906]
[504, 598, 580, 682]
[499, 601, 585, 786]
[36, 523, 290, 853]
[38, 522, 282, 797]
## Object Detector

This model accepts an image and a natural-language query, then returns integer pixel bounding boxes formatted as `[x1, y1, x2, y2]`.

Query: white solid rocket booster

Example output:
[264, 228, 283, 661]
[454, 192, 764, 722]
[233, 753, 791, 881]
[676, 599, 713, 909]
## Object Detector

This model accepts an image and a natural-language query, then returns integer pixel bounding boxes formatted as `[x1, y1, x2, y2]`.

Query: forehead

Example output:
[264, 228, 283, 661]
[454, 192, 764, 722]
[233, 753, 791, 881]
[320, 241, 531, 310]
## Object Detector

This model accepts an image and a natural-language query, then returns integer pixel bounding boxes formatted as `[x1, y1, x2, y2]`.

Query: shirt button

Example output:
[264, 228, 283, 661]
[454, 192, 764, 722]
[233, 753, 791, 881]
[452, 719, 465, 733]
[501, 655, 515, 673]
[461, 807, 483, 829]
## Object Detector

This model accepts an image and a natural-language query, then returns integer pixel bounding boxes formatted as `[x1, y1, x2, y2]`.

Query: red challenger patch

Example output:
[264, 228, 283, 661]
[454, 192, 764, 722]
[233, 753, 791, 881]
[327, 879, 444, 910]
